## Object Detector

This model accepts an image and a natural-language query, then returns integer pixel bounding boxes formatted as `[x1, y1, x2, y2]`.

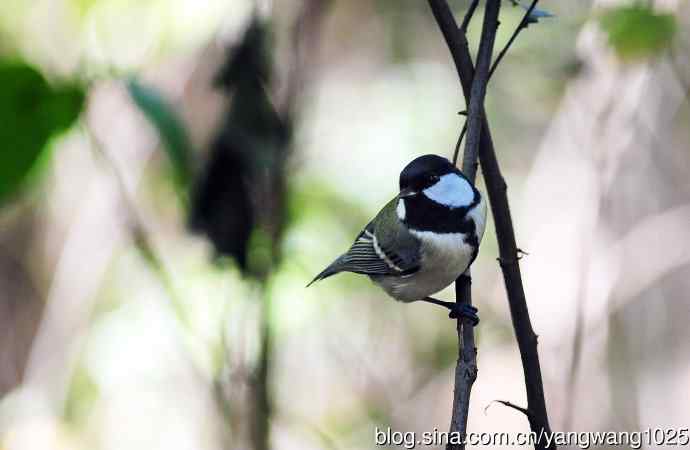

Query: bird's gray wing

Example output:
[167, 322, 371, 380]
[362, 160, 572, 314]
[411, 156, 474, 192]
[308, 198, 420, 285]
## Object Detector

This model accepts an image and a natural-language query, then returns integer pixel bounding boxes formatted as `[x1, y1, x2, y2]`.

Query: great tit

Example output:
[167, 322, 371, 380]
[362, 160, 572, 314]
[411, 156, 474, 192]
[308, 154, 487, 322]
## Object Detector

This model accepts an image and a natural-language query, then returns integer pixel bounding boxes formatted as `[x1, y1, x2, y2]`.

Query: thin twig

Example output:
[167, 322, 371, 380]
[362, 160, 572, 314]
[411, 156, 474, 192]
[428, 1, 555, 449]
[453, 0, 540, 166]
[428, 1, 501, 449]
[451, 123, 467, 166]
[428, 0, 476, 90]
[460, 0, 480, 32]
[452, 7, 500, 450]
[484, 399, 533, 418]
[497, 400, 531, 418]
[85, 124, 189, 324]
[488, 0, 540, 79]
[462, 0, 499, 182]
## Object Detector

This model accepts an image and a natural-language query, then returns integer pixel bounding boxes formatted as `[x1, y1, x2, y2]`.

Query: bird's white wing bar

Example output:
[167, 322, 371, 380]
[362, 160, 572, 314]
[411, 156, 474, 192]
[366, 230, 404, 272]
[338, 232, 396, 273]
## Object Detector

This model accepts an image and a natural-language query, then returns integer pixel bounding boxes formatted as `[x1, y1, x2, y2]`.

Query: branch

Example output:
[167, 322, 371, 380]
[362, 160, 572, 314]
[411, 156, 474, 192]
[459, 0, 480, 32]
[462, 0, 499, 182]
[485, 399, 532, 418]
[488, 0, 540, 79]
[428, 0, 476, 93]
[477, 116, 555, 450]
[428, 1, 555, 449]
[428, 2, 500, 449]
[453, 0, 542, 164]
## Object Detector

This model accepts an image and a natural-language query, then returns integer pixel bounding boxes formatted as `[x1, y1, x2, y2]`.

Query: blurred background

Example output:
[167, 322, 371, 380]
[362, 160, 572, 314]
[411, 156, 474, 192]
[0, 0, 689, 449]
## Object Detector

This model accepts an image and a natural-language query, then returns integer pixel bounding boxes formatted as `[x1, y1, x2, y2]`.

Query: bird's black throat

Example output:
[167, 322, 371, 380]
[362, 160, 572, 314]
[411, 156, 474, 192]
[401, 190, 480, 235]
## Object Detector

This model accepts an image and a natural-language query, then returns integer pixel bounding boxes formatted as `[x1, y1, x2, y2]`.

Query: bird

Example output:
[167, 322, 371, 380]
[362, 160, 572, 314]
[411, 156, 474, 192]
[308, 154, 487, 322]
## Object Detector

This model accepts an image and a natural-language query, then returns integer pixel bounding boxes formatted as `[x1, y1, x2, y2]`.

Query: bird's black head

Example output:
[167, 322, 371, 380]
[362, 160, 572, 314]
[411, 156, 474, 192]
[397, 154, 479, 233]
[399, 154, 460, 194]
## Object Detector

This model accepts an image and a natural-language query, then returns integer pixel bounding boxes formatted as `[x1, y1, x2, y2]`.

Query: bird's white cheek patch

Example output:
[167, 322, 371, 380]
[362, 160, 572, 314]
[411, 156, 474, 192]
[396, 199, 406, 220]
[423, 173, 473, 208]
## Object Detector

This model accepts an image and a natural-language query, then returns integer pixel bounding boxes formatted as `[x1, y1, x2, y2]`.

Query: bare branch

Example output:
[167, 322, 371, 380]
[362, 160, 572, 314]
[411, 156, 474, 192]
[460, 0, 480, 32]
[489, 0, 540, 79]
[451, 122, 467, 166]
[453, 0, 542, 166]
[485, 399, 533, 418]
[429, 1, 500, 449]
[462, 0, 500, 182]
[428, 0, 555, 449]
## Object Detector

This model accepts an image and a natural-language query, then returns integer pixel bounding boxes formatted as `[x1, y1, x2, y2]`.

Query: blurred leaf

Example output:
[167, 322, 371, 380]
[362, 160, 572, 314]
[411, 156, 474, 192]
[507, 0, 555, 25]
[246, 228, 273, 279]
[525, 6, 554, 25]
[63, 363, 99, 425]
[190, 16, 291, 276]
[0, 62, 85, 204]
[189, 130, 255, 270]
[69, 0, 98, 17]
[375, 0, 425, 62]
[286, 180, 370, 234]
[215, 17, 272, 89]
[127, 78, 193, 203]
[599, 6, 676, 60]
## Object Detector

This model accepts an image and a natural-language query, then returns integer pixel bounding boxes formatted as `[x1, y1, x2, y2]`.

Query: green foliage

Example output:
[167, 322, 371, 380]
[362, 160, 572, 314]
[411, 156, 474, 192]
[127, 79, 193, 204]
[246, 228, 274, 280]
[286, 180, 371, 236]
[69, 0, 98, 17]
[0, 62, 85, 204]
[63, 363, 99, 426]
[599, 6, 676, 61]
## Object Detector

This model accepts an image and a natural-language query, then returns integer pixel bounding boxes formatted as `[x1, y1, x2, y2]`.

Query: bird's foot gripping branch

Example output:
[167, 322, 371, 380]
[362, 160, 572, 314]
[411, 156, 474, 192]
[422, 297, 480, 324]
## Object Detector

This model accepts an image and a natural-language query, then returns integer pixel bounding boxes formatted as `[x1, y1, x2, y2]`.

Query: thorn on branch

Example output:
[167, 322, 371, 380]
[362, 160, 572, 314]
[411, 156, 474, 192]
[484, 400, 533, 418]
[497, 251, 525, 267]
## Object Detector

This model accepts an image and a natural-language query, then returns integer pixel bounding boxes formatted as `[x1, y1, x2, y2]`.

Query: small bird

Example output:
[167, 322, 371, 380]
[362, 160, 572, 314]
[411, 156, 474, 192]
[308, 154, 487, 322]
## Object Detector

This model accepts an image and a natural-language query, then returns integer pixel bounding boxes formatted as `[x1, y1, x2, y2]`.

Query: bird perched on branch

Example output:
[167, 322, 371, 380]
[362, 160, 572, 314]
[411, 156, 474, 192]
[308, 154, 487, 323]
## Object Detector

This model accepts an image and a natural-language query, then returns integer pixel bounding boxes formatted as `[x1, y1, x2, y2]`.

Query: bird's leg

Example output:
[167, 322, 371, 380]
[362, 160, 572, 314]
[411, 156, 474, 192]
[422, 297, 479, 325]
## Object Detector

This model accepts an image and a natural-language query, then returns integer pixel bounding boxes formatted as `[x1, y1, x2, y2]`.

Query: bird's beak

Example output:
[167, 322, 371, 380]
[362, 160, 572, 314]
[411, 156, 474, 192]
[398, 187, 417, 198]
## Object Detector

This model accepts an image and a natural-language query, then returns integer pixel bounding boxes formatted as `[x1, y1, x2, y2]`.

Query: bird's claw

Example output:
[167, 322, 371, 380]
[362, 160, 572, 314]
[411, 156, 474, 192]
[421, 297, 479, 325]
[449, 303, 480, 326]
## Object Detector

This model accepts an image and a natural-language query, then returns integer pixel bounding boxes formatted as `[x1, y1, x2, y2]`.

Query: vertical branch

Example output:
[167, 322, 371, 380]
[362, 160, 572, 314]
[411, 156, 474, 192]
[253, 293, 273, 450]
[461, 0, 500, 182]
[428, 1, 555, 449]
[453, 0, 542, 165]
[431, 1, 500, 449]
[479, 132, 554, 450]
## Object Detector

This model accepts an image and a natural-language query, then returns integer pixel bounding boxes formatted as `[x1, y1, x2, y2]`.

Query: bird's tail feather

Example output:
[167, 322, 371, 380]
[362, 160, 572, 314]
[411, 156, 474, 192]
[306, 258, 343, 287]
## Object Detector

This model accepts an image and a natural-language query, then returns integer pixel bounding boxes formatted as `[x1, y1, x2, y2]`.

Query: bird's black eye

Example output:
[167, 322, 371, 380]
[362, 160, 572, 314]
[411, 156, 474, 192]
[429, 174, 440, 183]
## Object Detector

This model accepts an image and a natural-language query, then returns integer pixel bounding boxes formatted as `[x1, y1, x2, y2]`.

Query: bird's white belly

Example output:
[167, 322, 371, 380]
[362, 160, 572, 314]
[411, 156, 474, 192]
[374, 231, 475, 302]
